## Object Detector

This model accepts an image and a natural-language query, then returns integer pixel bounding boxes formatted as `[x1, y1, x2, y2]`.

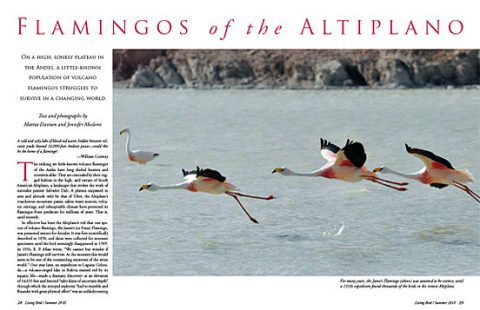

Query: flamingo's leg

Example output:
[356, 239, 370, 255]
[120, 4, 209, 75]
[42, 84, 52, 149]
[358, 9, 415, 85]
[225, 192, 259, 224]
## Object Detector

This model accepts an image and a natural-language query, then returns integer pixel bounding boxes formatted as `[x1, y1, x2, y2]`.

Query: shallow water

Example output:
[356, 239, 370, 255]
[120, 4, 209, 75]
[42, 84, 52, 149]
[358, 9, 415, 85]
[113, 88, 480, 276]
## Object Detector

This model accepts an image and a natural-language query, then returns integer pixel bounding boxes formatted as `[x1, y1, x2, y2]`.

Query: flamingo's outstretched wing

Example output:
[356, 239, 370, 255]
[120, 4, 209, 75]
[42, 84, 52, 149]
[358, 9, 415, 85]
[320, 138, 340, 162]
[405, 144, 454, 170]
[182, 166, 227, 182]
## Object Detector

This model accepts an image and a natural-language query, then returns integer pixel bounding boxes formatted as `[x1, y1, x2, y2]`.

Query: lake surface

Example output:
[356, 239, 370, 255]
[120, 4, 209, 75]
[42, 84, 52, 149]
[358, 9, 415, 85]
[113, 88, 480, 276]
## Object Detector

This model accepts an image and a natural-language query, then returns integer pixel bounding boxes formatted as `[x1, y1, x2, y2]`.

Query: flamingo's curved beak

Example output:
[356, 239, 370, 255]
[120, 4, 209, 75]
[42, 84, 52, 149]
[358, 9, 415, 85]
[139, 184, 150, 191]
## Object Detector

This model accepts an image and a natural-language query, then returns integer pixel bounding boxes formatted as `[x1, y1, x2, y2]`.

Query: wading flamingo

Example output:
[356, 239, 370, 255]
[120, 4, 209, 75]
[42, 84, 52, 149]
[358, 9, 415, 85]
[272, 138, 408, 191]
[139, 166, 275, 224]
[373, 144, 480, 203]
[120, 127, 159, 164]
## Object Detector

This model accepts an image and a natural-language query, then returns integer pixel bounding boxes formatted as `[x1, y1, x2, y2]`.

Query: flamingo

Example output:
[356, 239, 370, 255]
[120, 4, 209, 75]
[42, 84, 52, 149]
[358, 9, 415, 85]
[120, 127, 159, 164]
[139, 166, 275, 224]
[373, 144, 480, 203]
[272, 138, 408, 191]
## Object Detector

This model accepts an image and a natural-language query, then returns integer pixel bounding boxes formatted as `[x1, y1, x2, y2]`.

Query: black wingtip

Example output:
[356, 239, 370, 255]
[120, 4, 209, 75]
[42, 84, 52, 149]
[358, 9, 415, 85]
[320, 138, 341, 154]
[345, 139, 354, 147]
[405, 144, 411, 153]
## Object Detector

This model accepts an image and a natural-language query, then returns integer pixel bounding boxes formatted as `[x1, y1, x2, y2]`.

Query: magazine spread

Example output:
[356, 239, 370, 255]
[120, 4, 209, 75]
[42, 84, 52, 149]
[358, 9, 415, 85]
[2, 1, 479, 309]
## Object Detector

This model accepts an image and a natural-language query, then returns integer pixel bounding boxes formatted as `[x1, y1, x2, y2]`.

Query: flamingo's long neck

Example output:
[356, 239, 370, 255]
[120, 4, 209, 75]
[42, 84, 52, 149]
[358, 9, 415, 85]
[383, 168, 422, 181]
[285, 169, 320, 177]
[124, 132, 131, 155]
[149, 182, 189, 191]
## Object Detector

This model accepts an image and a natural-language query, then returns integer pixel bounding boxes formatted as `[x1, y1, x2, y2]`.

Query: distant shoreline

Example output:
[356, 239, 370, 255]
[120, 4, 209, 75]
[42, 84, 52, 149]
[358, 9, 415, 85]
[113, 50, 480, 89]
[113, 80, 480, 90]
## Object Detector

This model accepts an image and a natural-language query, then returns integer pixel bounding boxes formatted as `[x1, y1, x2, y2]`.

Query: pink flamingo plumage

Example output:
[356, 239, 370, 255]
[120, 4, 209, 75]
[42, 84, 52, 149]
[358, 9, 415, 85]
[273, 138, 408, 191]
[139, 166, 275, 224]
[373, 144, 480, 204]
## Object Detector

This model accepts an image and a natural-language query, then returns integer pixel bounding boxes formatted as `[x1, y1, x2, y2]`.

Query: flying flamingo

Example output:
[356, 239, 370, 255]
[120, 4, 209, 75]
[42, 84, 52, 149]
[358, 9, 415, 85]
[139, 166, 275, 224]
[120, 127, 159, 164]
[373, 144, 480, 203]
[272, 138, 408, 191]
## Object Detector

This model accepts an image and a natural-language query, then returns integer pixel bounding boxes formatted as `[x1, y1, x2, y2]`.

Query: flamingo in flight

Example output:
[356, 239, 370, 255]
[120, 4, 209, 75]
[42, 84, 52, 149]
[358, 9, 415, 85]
[272, 138, 408, 191]
[373, 144, 480, 203]
[120, 127, 159, 164]
[139, 166, 275, 224]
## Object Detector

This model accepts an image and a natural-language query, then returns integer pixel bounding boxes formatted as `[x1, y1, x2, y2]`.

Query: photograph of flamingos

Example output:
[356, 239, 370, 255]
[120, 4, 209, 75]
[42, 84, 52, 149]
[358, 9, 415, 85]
[113, 50, 479, 276]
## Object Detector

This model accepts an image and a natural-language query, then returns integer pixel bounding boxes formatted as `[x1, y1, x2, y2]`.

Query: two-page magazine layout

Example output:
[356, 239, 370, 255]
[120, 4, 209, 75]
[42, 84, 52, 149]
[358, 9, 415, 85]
[1, 1, 479, 309]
